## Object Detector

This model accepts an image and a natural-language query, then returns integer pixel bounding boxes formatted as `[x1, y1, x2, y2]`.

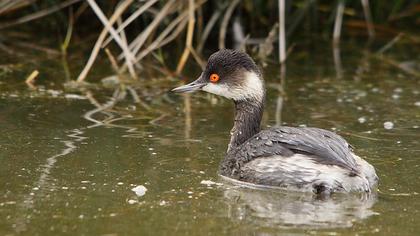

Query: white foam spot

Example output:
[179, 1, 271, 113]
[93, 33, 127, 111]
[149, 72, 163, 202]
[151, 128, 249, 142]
[384, 121, 394, 130]
[394, 88, 403, 93]
[392, 94, 400, 99]
[131, 185, 147, 197]
[358, 117, 366, 123]
[200, 180, 223, 186]
[127, 199, 138, 204]
[65, 94, 86, 100]
[159, 200, 167, 206]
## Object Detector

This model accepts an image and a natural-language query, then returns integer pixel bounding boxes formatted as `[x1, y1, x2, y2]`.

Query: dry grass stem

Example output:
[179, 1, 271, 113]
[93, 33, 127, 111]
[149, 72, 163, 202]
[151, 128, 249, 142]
[127, 0, 176, 58]
[361, 0, 375, 38]
[13, 41, 61, 55]
[157, 19, 188, 48]
[377, 55, 420, 78]
[287, 0, 313, 37]
[102, 0, 159, 47]
[104, 48, 120, 73]
[61, 7, 74, 54]
[258, 23, 278, 63]
[196, 6, 203, 41]
[155, 0, 206, 50]
[233, 19, 246, 50]
[176, 0, 196, 74]
[25, 70, 39, 88]
[119, 5, 195, 73]
[0, 0, 81, 30]
[219, 0, 240, 49]
[136, 13, 189, 62]
[377, 33, 403, 54]
[275, 64, 286, 125]
[74, 1, 89, 20]
[76, 0, 133, 82]
[197, 9, 222, 53]
[0, 0, 37, 15]
[278, 0, 286, 63]
[87, 0, 136, 76]
[333, 0, 345, 45]
[0, 42, 17, 55]
[117, 17, 138, 79]
[189, 47, 205, 69]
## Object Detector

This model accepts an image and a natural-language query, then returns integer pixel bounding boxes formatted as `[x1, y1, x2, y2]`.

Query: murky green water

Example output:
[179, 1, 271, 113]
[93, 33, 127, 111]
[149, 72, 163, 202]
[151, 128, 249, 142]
[0, 43, 419, 235]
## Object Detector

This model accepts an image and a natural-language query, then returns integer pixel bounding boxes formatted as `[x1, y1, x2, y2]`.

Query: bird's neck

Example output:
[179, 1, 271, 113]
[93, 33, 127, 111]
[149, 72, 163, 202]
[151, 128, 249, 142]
[228, 99, 264, 153]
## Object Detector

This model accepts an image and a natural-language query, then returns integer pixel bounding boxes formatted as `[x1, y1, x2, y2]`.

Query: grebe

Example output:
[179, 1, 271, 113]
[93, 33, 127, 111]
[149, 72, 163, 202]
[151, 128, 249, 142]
[172, 49, 378, 194]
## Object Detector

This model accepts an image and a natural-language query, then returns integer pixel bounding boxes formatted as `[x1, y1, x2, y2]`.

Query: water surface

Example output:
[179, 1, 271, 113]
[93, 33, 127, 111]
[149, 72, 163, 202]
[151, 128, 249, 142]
[0, 43, 419, 235]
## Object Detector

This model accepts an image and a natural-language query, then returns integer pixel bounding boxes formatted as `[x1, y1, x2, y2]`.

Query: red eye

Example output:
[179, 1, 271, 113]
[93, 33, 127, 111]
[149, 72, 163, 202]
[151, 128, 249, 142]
[210, 73, 219, 83]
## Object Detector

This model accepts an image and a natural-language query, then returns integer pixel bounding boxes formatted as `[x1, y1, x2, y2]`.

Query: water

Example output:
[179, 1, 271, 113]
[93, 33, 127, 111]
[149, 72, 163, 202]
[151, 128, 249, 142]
[0, 43, 419, 235]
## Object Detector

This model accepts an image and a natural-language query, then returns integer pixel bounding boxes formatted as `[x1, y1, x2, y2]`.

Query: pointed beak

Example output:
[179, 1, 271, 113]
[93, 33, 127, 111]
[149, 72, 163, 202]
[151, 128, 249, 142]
[172, 74, 206, 93]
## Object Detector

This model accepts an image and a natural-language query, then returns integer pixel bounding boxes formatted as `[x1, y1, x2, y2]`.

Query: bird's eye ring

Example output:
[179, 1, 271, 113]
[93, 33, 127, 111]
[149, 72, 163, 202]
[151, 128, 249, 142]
[210, 73, 219, 83]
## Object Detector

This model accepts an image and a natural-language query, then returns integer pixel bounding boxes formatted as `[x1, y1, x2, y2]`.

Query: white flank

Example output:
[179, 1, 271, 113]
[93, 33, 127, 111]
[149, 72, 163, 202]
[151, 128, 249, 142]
[243, 153, 377, 192]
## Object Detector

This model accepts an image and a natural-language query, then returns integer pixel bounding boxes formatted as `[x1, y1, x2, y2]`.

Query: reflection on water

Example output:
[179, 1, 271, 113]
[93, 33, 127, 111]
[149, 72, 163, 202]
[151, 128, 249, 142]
[223, 185, 377, 229]
[333, 44, 343, 79]
[83, 88, 150, 138]
[11, 86, 152, 233]
[14, 129, 87, 233]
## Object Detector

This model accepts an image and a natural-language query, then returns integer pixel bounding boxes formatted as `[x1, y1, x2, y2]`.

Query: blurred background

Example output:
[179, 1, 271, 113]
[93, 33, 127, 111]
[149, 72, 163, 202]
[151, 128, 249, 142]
[0, 0, 418, 83]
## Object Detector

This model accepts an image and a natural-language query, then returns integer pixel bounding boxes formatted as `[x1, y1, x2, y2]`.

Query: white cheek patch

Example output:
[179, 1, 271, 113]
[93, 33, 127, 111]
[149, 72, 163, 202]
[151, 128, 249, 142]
[202, 83, 231, 98]
[242, 71, 264, 101]
[202, 72, 264, 102]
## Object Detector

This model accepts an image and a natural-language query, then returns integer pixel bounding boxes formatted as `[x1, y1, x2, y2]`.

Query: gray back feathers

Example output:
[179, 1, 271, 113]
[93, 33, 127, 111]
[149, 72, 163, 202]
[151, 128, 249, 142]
[221, 126, 359, 177]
